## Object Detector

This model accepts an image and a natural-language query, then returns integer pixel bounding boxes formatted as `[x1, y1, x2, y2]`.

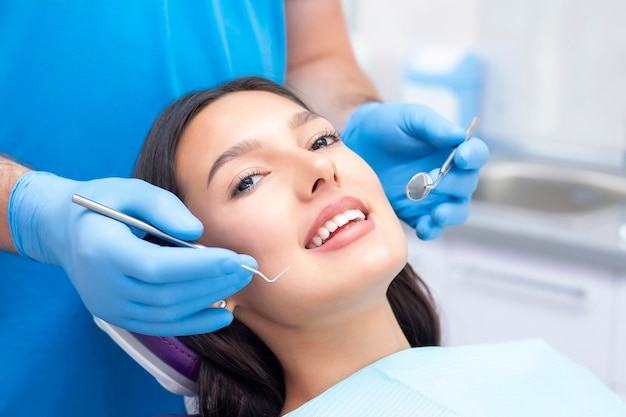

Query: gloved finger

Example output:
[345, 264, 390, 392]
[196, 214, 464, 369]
[117, 307, 235, 336]
[402, 106, 466, 149]
[119, 268, 251, 307]
[430, 201, 471, 227]
[118, 279, 244, 324]
[85, 263, 249, 327]
[415, 215, 445, 241]
[107, 178, 204, 241]
[453, 137, 490, 170]
[431, 168, 480, 200]
[117, 241, 252, 284]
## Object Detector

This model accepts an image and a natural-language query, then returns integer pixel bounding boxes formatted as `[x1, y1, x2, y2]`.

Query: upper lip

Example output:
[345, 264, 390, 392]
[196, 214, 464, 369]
[304, 196, 369, 248]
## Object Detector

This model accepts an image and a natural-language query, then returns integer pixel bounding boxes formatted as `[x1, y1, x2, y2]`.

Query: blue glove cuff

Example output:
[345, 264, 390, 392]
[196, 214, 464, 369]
[8, 171, 70, 263]
[9, 171, 38, 259]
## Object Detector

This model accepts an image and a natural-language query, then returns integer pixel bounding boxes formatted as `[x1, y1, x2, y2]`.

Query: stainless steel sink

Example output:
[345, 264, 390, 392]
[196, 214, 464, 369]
[473, 160, 626, 213]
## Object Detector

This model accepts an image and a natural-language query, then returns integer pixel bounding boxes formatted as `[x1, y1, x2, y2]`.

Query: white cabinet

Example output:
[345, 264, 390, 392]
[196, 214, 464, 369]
[407, 232, 616, 384]
[614, 277, 626, 401]
[443, 238, 615, 382]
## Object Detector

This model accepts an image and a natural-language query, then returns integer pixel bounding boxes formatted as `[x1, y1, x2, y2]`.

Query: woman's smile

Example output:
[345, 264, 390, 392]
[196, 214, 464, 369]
[304, 196, 374, 251]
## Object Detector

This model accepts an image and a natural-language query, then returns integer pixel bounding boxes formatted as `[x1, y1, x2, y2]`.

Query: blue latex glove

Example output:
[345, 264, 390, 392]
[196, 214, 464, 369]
[343, 102, 489, 240]
[8, 171, 254, 336]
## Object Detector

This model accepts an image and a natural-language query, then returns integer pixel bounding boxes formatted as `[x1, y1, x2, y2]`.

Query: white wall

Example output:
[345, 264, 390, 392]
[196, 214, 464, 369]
[344, 0, 626, 163]
[344, 0, 481, 104]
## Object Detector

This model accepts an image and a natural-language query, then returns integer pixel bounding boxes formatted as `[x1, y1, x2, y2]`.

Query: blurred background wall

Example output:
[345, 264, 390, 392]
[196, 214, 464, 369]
[343, 0, 626, 164]
[342, 0, 626, 400]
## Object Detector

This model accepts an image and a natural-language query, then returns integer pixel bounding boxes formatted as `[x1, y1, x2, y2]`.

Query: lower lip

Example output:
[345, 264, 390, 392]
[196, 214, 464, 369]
[309, 217, 375, 252]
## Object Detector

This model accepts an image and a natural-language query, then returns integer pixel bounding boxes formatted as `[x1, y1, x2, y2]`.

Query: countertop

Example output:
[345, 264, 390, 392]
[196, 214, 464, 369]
[444, 153, 626, 270]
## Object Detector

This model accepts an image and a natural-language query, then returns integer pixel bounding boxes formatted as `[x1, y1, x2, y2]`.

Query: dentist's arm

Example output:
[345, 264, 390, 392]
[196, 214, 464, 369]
[0, 156, 29, 252]
[285, 0, 379, 130]
[1, 155, 254, 336]
[285, 0, 489, 239]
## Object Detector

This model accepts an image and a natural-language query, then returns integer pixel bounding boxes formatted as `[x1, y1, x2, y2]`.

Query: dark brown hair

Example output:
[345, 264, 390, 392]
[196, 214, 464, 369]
[134, 76, 440, 417]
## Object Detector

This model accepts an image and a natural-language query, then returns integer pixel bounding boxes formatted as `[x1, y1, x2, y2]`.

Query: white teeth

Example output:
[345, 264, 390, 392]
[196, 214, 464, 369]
[325, 221, 338, 233]
[333, 214, 349, 227]
[311, 236, 323, 247]
[307, 208, 366, 249]
[318, 227, 330, 240]
[346, 209, 365, 221]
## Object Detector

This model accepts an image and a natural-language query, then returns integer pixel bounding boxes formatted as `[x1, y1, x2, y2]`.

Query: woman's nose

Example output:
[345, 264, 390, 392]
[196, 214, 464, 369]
[295, 151, 340, 199]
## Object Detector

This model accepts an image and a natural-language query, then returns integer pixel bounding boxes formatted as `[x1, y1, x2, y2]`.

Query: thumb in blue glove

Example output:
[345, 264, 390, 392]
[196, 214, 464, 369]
[342, 102, 489, 240]
[9, 171, 254, 335]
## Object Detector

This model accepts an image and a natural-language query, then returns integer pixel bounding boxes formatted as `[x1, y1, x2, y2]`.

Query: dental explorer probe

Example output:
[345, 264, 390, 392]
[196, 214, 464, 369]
[406, 116, 479, 201]
[71, 194, 289, 283]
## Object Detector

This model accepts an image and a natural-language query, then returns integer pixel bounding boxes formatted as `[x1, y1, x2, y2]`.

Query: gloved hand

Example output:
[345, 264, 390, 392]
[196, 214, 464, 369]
[343, 102, 489, 240]
[8, 171, 254, 336]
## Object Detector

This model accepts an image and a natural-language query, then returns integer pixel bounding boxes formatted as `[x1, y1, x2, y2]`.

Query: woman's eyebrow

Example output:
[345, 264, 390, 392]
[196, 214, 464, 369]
[206, 110, 321, 186]
[289, 110, 321, 129]
[207, 139, 260, 186]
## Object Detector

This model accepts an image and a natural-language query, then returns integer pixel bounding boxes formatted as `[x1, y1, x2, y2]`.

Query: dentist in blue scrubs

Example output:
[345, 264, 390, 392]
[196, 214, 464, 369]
[0, 1, 488, 416]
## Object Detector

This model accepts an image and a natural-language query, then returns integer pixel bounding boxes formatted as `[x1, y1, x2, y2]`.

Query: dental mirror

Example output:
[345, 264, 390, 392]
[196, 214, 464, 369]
[405, 116, 479, 201]
[406, 171, 434, 201]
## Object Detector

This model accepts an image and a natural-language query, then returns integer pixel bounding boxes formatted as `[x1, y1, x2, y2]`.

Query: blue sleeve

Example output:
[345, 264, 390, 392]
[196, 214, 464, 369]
[0, 2, 286, 416]
[0, 0, 286, 181]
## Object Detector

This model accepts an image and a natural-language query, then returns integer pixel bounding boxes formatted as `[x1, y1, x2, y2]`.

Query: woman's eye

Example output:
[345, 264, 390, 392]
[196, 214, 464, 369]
[311, 133, 341, 151]
[233, 172, 263, 197]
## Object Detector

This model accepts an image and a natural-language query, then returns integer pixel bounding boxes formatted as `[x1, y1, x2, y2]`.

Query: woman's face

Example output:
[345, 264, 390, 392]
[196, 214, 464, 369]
[174, 90, 407, 331]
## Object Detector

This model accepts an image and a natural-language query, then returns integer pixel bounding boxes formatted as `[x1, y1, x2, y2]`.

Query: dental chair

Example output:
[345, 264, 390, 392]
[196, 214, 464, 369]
[94, 317, 200, 416]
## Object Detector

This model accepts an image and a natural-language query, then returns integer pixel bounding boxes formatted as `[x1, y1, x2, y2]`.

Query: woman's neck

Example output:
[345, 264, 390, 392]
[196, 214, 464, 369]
[265, 299, 410, 415]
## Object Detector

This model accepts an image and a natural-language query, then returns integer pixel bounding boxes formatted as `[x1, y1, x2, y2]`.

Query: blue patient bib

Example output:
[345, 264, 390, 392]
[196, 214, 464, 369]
[286, 340, 626, 417]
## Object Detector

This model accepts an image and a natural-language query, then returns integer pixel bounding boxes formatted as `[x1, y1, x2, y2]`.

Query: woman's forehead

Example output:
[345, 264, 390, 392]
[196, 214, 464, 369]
[183, 91, 310, 147]
[176, 90, 312, 164]
[203, 90, 306, 119]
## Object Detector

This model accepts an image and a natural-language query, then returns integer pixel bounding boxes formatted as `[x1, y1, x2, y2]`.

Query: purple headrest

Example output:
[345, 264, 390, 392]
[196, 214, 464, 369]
[92, 316, 200, 396]
[131, 333, 200, 382]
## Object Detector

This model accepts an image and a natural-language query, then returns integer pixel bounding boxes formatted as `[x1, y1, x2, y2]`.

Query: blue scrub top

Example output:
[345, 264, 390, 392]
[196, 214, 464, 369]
[0, 2, 285, 416]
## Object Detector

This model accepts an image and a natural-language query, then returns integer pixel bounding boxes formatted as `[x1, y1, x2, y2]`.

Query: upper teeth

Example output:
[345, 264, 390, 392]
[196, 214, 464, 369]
[306, 209, 366, 249]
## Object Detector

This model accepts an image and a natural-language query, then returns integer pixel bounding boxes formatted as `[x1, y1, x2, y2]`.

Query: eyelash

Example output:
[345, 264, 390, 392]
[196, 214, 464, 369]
[232, 169, 263, 198]
[310, 129, 342, 151]
[230, 130, 343, 198]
